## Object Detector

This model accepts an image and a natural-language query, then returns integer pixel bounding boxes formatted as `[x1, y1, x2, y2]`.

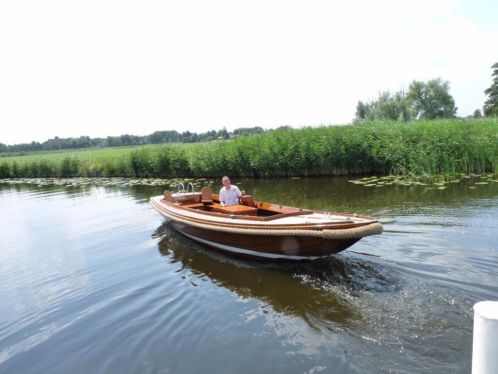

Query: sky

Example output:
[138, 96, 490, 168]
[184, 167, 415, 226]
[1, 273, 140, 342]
[1, 0, 497, 145]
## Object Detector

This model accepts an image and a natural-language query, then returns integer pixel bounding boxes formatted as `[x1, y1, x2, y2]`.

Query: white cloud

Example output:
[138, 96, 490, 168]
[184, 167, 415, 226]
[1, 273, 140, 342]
[0, 0, 497, 144]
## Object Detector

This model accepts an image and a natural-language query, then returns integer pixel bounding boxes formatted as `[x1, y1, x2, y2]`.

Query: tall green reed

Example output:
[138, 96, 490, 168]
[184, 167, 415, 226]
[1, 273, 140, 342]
[1, 118, 496, 180]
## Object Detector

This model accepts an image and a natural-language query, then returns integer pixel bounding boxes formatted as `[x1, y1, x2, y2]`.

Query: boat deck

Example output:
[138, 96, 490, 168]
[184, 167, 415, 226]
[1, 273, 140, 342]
[151, 192, 375, 226]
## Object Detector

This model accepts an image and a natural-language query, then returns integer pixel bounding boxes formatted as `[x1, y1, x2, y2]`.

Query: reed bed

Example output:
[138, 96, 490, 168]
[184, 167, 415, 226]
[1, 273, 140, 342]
[1, 118, 497, 180]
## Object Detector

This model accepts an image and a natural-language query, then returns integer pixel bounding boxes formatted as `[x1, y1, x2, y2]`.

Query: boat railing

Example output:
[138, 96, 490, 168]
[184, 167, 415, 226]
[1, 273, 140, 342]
[177, 182, 186, 194]
[176, 182, 197, 195]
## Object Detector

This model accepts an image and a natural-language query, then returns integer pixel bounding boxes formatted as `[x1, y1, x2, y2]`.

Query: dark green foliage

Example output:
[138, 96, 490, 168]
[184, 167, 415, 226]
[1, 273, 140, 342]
[355, 101, 372, 121]
[406, 78, 456, 119]
[1, 126, 268, 154]
[484, 62, 498, 117]
[144, 131, 179, 144]
[60, 157, 81, 177]
[355, 78, 456, 123]
[355, 92, 411, 122]
[0, 162, 10, 178]
[2, 119, 498, 180]
[102, 159, 132, 177]
[130, 150, 147, 177]
[232, 127, 264, 136]
[38, 160, 57, 177]
[129, 146, 191, 177]
[11, 162, 20, 178]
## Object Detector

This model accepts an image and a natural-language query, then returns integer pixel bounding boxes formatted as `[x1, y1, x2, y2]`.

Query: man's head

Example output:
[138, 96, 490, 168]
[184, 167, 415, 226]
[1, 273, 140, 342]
[222, 176, 231, 188]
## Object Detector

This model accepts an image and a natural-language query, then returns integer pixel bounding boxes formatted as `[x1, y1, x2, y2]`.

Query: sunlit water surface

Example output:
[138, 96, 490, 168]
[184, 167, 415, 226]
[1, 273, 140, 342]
[1, 177, 497, 373]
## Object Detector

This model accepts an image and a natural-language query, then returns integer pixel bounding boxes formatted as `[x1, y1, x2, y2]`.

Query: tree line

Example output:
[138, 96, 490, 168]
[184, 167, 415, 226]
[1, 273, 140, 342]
[3, 63, 497, 155]
[355, 78, 458, 122]
[355, 63, 498, 123]
[0, 126, 266, 154]
[1, 119, 497, 180]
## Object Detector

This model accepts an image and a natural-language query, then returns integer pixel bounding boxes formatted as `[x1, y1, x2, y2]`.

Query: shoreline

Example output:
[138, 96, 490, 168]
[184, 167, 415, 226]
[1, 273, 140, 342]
[1, 118, 497, 181]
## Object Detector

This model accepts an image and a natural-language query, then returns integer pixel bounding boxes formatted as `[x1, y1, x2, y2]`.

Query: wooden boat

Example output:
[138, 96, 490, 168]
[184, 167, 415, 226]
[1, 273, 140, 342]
[150, 186, 383, 261]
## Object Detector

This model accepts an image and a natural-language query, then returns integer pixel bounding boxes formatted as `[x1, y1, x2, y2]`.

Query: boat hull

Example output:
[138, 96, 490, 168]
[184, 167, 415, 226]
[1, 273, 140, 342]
[150, 194, 382, 261]
[172, 220, 360, 260]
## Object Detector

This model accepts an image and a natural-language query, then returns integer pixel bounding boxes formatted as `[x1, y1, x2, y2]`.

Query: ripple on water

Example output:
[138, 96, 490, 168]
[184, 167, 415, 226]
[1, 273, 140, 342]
[1, 179, 497, 373]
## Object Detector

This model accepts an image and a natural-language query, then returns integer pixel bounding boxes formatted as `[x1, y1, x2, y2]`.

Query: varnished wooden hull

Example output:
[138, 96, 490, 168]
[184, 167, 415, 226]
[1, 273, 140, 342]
[149, 194, 381, 261]
[172, 221, 360, 260]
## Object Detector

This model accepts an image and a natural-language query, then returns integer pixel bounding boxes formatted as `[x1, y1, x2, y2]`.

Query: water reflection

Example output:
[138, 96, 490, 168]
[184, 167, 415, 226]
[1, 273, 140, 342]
[153, 220, 476, 372]
[1, 176, 497, 373]
[237, 176, 498, 214]
[3, 175, 497, 214]
[155, 222, 401, 330]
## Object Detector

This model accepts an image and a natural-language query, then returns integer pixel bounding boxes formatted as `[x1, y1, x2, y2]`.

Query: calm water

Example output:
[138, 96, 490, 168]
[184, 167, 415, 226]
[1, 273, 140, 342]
[1, 177, 497, 373]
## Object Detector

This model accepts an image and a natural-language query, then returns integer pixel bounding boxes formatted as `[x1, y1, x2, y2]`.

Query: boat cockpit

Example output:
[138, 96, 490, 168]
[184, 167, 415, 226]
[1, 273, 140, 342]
[162, 185, 314, 220]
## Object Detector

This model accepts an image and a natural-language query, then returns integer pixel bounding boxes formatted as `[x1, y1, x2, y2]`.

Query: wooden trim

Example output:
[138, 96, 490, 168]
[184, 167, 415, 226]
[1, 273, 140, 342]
[163, 190, 173, 202]
[160, 197, 315, 222]
[151, 197, 375, 231]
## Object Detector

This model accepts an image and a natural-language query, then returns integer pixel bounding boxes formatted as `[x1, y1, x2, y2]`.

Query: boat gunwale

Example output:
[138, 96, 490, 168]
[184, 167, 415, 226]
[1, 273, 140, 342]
[150, 196, 378, 231]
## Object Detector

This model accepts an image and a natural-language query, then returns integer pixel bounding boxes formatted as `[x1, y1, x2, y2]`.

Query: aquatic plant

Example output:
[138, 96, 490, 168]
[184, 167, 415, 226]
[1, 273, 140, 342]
[0, 118, 497, 180]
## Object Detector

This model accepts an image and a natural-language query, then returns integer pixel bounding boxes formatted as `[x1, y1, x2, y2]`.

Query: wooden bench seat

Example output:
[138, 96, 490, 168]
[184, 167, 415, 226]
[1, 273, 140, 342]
[212, 204, 258, 216]
[183, 202, 206, 209]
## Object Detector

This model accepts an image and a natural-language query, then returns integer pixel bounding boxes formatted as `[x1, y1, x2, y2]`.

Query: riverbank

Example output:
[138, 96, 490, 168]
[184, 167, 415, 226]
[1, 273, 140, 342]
[1, 118, 497, 180]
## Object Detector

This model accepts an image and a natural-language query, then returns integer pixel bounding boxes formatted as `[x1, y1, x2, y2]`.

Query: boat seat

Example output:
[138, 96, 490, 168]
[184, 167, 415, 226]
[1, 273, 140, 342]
[172, 193, 202, 204]
[184, 202, 205, 209]
[163, 190, 173, 202]
[240, 195, 255, 207]
[201, 186, 213, 204]
[212, 204, 258, 216]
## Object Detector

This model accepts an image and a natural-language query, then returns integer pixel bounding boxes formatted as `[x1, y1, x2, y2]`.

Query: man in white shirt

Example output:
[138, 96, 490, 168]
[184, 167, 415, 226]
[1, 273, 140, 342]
[219, 176, 244, 206]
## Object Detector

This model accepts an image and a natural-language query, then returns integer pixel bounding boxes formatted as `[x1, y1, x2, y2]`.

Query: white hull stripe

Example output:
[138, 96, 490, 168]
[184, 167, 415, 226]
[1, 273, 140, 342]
[178, 230, 320, 261]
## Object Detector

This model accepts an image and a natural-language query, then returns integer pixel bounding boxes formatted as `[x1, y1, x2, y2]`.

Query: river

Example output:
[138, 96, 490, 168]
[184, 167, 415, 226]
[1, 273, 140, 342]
[1, 177, 497, 373]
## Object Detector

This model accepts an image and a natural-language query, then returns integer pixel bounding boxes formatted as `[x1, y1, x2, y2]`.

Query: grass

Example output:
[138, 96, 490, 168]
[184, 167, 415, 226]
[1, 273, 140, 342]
[1, 118, 497, 180]
[0, 147, 139, 177]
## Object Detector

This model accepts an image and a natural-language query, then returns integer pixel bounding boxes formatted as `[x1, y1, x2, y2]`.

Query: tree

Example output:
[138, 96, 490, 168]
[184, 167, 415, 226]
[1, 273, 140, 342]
[233, 126, 265, 136]
[355, 100, 372, 121]
[473, 109, 482, 118]
[354, 91, 410, 122]
[484, 62, 498, 117]
[217, 127, 229, 140]
[1, 125, 269, 154]
[406, 78, 456, 119]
